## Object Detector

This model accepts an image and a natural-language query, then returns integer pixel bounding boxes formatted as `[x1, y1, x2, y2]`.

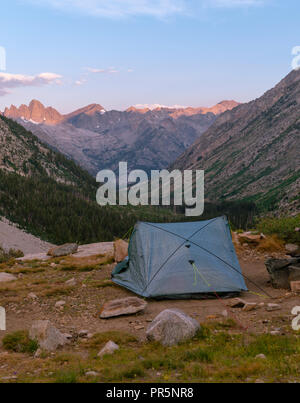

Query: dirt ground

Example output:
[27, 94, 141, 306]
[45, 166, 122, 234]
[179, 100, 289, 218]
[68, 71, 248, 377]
[0, 253, 299, 345]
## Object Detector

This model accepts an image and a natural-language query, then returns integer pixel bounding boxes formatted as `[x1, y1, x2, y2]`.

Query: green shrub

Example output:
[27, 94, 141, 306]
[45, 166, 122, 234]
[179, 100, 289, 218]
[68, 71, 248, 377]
[2, 330, 38, 354]
[256, 215, 300, 244]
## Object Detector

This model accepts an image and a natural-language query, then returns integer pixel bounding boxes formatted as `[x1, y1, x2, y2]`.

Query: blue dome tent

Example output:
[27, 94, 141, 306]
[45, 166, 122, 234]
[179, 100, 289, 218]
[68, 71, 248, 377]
[112, 216, 248, 299]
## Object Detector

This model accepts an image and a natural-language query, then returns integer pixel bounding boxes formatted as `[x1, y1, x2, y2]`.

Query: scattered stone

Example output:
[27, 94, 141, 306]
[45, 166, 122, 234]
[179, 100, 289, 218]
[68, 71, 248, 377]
[134, 325, 145, 330]
[285, 244, 300, 257]
[290, 281, 300, 293]
[85, 371, 99, 377]
[65, 278, 76, 286]
[98, 341, 119, 357]
[0, 273, 17, 283]
[242, 302, 258, 312]
[255, 354, 266, 360]
[47, 243, 78, 257]
[270, 330, 281, 336]
[228, 298, 246, 308]
[113, 239, 128, 263]
[29, 320, 68, 352]
[78, 330, 88, 338]
[62, 333, 73, 340]
[34, 348, 43, 358]
[50, 263, 57, 268]
[146, 309, 200, 347]
[266, 303, 281, 312]
[55, 301, 66, 308]
[28, 292, 38, 300]
[100, 297, 147, 319]
[221, 310, 228, 318]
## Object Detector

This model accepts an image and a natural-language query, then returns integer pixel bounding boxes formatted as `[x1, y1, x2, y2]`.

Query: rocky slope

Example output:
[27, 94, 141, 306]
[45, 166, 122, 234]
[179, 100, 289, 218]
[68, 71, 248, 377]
[3, 100, 239, 175]
[173, 70, 300, 214]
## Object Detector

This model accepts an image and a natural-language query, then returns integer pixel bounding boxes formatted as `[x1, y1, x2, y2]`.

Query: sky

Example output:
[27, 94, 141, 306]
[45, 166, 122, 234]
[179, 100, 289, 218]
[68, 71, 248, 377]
[0, 0, 299, 113]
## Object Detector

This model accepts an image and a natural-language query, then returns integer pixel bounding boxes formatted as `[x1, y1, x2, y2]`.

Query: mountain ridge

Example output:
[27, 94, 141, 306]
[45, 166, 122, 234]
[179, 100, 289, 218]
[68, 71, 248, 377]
[172, 69, 300, 214]
[3, 99, 240, 176]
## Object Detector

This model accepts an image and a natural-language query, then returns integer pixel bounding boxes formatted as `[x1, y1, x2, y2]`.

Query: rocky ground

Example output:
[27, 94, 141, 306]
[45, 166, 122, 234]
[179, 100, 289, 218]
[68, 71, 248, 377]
[0, 236, 299, 383]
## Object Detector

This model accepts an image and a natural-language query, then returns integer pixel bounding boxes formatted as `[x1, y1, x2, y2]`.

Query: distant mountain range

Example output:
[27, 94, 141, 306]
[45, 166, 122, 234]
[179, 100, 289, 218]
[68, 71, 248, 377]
[173, 69, 300, 214]
[2, 99, 239, 175]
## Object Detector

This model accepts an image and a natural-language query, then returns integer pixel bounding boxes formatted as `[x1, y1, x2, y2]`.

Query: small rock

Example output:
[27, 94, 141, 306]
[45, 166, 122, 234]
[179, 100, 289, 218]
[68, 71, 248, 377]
[285, 244, 300, 257]
[98, 341, 119, 357]
[28, 293, 38, 300]
[62, 333, 73, 340]
[242, 303, 258, 312]
[146, 309, 200, 347]
[270, 330, 281, 336]
[65, 278, 76, 286]
[85, 371, 99, 377]
[134, 325, 145, 330]
[228, 298, 246, 308]
[0, 273, 17, 283]
[221, 310, 228, 318]
[78, 330, 88, 338]
[100, 297, 147, 319]
[47, 243, 78, 257]
[29, 320, 68, 352]
[34, 348, 43, 358]
[55, 301, 66, 308]
[255, 354, 266, 360]
[266, 303, 281, 312]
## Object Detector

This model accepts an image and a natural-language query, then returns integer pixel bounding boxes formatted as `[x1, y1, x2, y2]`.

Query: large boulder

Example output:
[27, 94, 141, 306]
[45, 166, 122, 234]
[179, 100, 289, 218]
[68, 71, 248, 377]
[0, 273, 17, 283]
[265, 258, 300, 289]
[29, 320, 68, 351]
[47, 243, 78, 257]
[100, 297, 147, 319]
[114, 239, 128, 263]
[146, 309, 200, 347]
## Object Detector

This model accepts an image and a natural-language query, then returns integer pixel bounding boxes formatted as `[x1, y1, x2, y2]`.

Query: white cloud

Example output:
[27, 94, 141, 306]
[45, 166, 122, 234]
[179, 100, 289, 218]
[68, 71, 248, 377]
[86, 67, 119, 74]
[26, 0, 186, 18]
[0, 72, 62, 96]
[208, 0, 264, 7]
[25, 0, 268, 18]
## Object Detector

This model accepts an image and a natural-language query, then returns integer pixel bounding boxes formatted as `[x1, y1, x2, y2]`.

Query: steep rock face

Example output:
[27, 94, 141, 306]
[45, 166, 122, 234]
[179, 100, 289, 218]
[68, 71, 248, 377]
[4, 100, 63, 125]
[173, 70, 300, 213]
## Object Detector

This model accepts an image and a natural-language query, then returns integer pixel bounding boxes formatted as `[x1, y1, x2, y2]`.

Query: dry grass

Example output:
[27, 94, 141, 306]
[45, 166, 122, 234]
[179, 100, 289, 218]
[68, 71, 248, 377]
[1, 321, 300, 383]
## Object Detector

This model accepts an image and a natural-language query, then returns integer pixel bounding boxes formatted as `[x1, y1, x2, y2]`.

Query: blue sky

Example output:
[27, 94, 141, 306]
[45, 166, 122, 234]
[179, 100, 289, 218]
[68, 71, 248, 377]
[0, 0, 299, 112]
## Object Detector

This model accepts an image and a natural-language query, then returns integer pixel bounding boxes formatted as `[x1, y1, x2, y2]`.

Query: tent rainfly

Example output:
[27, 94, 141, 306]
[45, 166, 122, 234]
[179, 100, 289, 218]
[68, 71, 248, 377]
[112, 216, 248, 299]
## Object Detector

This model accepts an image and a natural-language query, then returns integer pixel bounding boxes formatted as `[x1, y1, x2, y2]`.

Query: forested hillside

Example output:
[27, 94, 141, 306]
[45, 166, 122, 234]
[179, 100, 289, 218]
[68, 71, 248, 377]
[0, 116, 177, 244]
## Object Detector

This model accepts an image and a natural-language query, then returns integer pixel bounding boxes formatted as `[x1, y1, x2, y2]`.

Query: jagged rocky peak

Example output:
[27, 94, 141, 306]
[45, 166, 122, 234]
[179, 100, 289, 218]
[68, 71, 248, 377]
[3, 99, 63, 125]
